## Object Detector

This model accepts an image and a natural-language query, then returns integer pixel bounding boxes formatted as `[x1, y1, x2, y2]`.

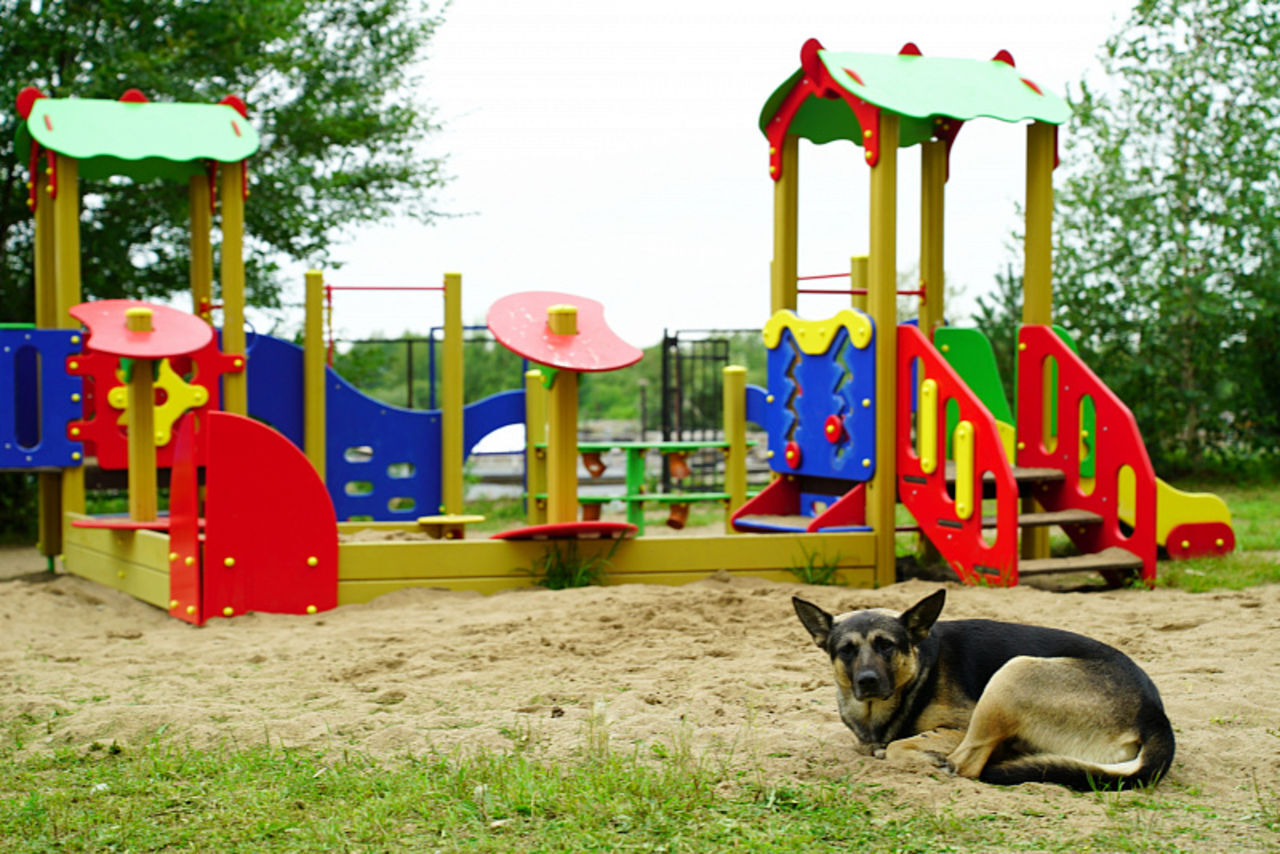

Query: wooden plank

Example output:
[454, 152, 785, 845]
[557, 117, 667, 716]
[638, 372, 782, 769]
[338, 532, 877, 582]
[980, 508, 1104, 528]
[63, 516, 171, 608]
[1018, 546, 1143, 576]
[337, 565, 878, 605]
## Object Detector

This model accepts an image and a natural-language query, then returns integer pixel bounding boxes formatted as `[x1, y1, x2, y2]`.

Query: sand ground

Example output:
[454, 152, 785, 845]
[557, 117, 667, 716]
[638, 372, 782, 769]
[1, 544, 1277, 849]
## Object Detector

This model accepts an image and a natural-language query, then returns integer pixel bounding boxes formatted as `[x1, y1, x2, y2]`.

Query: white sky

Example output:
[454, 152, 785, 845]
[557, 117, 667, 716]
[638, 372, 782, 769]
[271, 0, 1133, 349]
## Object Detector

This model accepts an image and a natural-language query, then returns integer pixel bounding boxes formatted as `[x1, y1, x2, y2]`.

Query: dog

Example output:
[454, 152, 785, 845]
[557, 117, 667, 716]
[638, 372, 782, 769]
[792, 588, 1175, 790]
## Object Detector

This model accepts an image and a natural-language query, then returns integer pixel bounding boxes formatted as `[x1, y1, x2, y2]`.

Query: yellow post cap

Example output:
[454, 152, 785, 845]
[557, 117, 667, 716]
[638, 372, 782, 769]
[546, 304, 579, 335]
[124, 306, 154, 332]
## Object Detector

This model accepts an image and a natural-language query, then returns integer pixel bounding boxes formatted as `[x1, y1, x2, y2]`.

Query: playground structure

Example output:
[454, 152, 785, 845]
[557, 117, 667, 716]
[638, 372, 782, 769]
[3, 41, 1237, 624]
[735, 39, 1234, 584]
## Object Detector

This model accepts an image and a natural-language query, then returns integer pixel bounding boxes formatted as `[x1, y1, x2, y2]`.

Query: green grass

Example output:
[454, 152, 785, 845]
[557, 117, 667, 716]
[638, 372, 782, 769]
[0, 736, 1259, 853]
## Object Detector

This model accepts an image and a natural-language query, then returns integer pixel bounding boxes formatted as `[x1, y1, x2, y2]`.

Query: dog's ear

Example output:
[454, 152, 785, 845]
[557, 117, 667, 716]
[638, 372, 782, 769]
[900, 589, 946, 644]
[792, 596, 834, 649]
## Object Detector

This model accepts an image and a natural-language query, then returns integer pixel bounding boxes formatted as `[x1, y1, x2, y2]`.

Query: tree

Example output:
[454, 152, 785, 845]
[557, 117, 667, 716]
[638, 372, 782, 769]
[0, 0, 447, 322]
[1051, 0, 1280, 472]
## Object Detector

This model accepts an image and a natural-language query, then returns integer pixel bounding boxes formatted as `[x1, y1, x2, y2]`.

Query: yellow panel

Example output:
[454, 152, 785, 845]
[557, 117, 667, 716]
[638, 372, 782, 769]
[62, 518, 171, 608]
[339, 533, 876, 582]
[338, 566, 878, 605]
[763, 309, 872, 354]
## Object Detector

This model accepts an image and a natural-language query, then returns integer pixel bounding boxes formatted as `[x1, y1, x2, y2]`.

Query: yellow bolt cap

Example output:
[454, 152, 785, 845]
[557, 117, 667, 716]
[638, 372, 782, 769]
[307, 605, 318, 615]
[223, 606, 234, 617]
[307, 556, 318, 567]
[184, 556, 195, 566]
[169, 600, 179, 609]
[168, 552, 178, 562]
[224, 557, 235, 567]
[186, 605, 196, 615]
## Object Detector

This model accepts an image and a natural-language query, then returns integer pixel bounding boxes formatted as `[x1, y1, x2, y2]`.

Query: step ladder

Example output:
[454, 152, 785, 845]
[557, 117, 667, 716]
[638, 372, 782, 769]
[898, 324, 1156, 587]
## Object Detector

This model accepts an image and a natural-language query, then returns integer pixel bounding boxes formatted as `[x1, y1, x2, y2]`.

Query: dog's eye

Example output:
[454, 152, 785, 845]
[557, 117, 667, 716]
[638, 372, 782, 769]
[873, 637, 896, 655]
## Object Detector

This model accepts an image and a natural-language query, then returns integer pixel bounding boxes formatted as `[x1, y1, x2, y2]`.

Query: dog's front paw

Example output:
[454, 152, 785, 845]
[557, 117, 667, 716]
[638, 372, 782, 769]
[873, 747, 887, 760]
[941, 759, 958, 777]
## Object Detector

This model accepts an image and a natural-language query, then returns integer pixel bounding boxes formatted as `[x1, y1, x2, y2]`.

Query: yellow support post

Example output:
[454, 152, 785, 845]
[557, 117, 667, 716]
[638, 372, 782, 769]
[304, 270, 327, 480]
[850, 255, 868, 311]
[1023, 121, 1055, 327]
[771, 135, 799, 314]
[722, 365, 747, 533]
[919, 139, 946, 337]
[546, 368, 580, 525]
[53, 154, 85, 549]
[124, 308, 159, 521]
[524, 369, 548, 525]
[441, 272, 464, 515]
[189, 176, 213, 323]
[219, 160, 247, 415]
[34, 164, 61, 559]
[1022, 121, 1056, 562]
[866, 112, 899, 589]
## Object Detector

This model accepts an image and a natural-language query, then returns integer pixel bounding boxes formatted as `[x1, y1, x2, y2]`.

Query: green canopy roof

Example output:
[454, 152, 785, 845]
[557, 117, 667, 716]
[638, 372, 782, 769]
[760, 47, 1071, 150]
[16, 96, 260, 183]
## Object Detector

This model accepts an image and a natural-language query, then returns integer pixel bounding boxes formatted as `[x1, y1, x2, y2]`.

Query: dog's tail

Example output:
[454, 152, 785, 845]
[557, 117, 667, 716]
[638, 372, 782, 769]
[980, 715, 1175, 792]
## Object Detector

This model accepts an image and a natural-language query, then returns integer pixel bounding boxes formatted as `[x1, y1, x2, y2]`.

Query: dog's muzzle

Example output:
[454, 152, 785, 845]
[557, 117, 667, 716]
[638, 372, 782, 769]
[853, 671, 891, 701]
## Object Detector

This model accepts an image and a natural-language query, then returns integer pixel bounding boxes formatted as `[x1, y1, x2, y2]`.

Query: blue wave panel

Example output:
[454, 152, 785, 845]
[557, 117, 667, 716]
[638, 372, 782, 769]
[0, 328, 84, 469]
[245, 333, 527, 521]
[463, 389, 525, 454]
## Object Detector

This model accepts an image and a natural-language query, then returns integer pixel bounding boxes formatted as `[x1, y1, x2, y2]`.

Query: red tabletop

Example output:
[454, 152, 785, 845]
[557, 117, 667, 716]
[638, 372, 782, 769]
[490, 520, 637, 541]
[69, 299, 213, 359]
[487, 291, 642, 372]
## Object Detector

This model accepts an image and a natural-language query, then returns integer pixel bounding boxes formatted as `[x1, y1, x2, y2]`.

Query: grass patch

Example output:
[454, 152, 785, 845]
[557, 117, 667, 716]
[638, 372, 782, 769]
[790, 544, 843, 585]
[0, 738, 1257, 853]
[523, 539, 621, 590]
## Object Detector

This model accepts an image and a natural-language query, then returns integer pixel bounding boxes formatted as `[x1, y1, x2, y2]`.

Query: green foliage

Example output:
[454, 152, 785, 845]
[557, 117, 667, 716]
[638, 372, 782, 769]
[971, 263, 1021, 406]
[524, 539, 621, 590]
[328, 330, 528, 408]
[0, 472, 37, 543]
[0, 0, 446, 322]
[1047, 0, 1280, 474]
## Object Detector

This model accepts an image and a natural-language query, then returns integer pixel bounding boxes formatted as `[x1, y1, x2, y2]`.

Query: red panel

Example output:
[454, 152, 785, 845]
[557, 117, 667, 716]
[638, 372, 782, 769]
[808, 483, 866, 531]
[487, 291, 642, 373]
[897, 325, 1018, 585]
[168, 413, 204, 625]
[764, 38, 884, 179]
[1166, 522, 1234, 560]
[491, 521, 636, 541]
[203, 412, 337, 619]
[67, 335, 242, 470]
[1016, 325, 1157, 583]
[730, 476, 800, 530]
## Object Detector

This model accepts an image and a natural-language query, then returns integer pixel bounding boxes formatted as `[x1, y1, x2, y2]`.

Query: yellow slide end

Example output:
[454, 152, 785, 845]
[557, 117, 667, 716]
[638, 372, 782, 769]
[1117, 473, 1233, 555]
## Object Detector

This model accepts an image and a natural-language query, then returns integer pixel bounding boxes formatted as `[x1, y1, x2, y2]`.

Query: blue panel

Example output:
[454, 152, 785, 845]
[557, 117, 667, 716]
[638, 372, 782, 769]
[745, 384, 768, 428]
[243, 332, 305, 447]
[762, 316, 875, 482]
[326, 370, 443, 521]
[0, 328, 84, 469]
[463, 389, 525, 455]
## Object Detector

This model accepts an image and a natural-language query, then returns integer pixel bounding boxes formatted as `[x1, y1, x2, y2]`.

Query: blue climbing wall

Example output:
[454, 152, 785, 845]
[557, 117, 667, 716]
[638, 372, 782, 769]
[763, 312, 876, 482]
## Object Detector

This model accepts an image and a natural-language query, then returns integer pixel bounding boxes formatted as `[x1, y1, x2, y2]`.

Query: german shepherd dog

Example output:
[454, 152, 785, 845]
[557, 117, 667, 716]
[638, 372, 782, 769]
[792, 589, 1175, 790]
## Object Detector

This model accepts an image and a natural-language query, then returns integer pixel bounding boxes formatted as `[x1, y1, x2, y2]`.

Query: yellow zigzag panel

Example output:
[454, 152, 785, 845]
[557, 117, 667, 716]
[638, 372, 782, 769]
[762, 309, 873, 355]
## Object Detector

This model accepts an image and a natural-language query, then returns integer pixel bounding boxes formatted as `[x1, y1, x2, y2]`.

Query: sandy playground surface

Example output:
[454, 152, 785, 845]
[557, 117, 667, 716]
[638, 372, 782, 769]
[1, 543, 1278, 849]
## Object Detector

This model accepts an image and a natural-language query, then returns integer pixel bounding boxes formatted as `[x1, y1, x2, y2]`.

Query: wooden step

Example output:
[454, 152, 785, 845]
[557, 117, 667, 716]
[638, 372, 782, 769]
[1017, 546, 1144, 577]
[980, 508, 1104, 529]
[939, 462, 1065, 498]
